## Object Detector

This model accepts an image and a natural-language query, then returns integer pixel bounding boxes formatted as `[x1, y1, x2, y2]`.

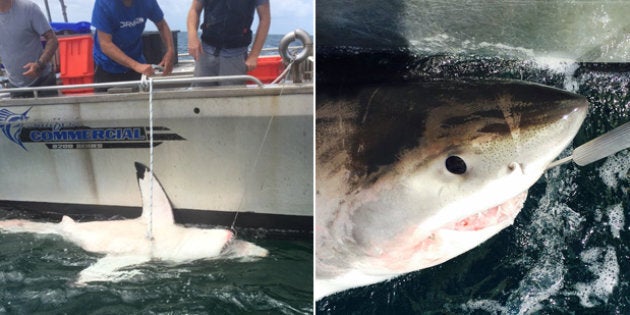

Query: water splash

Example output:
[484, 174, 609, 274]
[598, 149, 630, 190]
[573, 246, 619, 307]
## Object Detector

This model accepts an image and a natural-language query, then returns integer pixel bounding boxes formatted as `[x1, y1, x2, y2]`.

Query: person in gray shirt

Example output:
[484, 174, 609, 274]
[0, 0, 58, 97]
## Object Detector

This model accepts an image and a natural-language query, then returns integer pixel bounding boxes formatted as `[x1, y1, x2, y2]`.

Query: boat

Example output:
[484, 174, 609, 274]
[0, 30, 313, 236]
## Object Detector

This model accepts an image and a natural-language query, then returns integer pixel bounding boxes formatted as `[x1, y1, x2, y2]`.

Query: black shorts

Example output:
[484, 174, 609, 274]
[94, 65, 141, 92]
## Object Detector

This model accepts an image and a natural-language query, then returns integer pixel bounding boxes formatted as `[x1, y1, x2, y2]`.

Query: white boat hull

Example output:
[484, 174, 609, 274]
[0, 84, 313, 232]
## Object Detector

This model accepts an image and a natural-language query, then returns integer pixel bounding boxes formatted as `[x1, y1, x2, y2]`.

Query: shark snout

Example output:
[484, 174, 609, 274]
[226, 229, 235, 243]
[516, 86, 588, 129]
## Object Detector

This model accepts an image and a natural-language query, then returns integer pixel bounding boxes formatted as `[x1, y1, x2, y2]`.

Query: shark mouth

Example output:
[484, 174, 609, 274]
[388, 191, 530, 270]
[447, 191, 528, 231]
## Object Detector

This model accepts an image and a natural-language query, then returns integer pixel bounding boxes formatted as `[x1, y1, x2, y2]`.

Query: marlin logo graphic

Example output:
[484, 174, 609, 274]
[0, 107, 31, 150]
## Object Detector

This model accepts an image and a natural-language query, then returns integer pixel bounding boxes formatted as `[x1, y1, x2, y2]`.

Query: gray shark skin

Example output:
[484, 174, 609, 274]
[315, 80, 588, 299]
[0, 162, 267, 284]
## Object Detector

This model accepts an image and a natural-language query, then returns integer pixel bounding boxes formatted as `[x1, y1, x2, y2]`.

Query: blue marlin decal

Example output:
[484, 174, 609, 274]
[0, 107, 31, 150]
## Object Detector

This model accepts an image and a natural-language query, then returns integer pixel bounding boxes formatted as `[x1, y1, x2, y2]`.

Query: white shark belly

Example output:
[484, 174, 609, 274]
[59, 218, 150, 256]
[151, 226, 234, 262]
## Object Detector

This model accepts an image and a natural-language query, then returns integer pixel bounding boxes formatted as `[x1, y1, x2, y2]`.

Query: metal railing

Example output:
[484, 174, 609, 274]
[0, 74, 266, 98]
[176, 45, 305, 59]
[1, 41, 314, 99]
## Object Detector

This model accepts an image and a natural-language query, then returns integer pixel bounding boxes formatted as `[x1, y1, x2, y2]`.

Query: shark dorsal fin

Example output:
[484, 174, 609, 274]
[135, 162, 175, 226]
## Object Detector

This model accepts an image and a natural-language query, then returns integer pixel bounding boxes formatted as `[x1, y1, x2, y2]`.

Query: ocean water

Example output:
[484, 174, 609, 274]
[176, 33, 294, 59]
[0, 208, 313, 314]
[316, 50, 630, 314]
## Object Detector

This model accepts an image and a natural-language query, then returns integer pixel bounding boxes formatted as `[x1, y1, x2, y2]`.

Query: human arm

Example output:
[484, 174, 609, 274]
[155, 19, 175, 75]
[22, 30, 58, 78]
[187, 0, 204, 61]
[245, 2, 271, 71]
[97, 30, 155, 77]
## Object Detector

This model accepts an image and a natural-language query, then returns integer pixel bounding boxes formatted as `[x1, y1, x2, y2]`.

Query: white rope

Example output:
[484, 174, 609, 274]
[147, 76, 155, 241]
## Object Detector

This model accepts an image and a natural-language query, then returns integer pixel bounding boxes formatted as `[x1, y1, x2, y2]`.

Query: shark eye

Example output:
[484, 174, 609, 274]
[445, 156, 467, 174]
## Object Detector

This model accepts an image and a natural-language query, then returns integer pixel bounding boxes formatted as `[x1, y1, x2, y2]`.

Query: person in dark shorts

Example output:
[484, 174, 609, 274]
[187, 0, 270, 86]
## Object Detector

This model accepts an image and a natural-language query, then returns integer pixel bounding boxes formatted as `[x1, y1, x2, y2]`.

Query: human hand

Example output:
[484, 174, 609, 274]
[134, 63, 155, 77]
[188, 37, 202, 61]
[159, 51, 174, 75]
[245, 55, 258, 72]
[22, 62, 41, 78]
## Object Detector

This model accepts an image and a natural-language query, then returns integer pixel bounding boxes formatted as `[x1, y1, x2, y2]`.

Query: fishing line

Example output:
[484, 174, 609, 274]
[232, 114, 275, 231]
[230, 53, 298, 231]
[271, 59, 294, 85]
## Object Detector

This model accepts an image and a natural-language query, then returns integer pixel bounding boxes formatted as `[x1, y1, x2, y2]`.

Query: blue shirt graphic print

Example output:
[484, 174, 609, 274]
[92, 0, 164, 74]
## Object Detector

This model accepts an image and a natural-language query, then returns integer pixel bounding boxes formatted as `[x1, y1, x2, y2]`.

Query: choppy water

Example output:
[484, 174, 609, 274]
[316, 47, 630, 314]
[176, 33, 291, 59]
[0, 209, 313, 314]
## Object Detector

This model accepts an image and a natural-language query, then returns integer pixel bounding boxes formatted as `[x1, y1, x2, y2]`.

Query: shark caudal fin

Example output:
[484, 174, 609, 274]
[135, 162, 175, 227]
[0, 219, 60, 235]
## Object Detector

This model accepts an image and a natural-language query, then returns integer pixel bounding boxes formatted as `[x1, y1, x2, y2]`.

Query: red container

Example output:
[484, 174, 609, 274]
[58, 34, 94, 94]
[247, 55, 284, 84]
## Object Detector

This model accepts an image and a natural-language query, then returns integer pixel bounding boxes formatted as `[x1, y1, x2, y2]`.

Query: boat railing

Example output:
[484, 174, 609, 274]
[0, 74, 271, 98]
[1, 29, 313, 99]
[177, 45, 305, 60]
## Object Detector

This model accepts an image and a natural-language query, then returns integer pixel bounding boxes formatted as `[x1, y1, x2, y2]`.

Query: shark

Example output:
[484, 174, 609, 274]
[315, 80, 588, 300]
[0, 162, 268, 284]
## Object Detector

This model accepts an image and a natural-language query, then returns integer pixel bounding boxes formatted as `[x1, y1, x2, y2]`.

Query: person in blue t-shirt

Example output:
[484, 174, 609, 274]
[187, 0, 270, 86]
[91, 0, 174, 87]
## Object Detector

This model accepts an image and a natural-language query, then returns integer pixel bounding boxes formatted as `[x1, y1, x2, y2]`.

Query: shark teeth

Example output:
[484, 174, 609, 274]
[449, 191, 528, 231]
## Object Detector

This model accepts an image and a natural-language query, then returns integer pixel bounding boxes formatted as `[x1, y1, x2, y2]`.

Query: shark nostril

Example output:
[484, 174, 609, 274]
[508, 162, 524, 173]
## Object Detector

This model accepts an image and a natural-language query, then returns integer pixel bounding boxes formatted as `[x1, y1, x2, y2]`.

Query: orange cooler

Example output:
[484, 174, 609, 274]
[248, 55, 284, 84]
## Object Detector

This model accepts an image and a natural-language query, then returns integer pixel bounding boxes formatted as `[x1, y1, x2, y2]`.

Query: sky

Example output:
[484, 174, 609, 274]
[35, 0, 314, 35]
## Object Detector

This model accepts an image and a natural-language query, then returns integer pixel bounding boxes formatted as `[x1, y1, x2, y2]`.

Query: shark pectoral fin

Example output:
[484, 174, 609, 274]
[76, 255, 150, 284]
[222, 240, 269, 260]
[134, 162, 175, 227]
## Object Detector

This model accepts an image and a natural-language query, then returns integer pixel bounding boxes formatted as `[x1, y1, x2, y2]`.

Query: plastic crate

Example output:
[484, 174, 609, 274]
[248, 55, 284, 84]
[58, 35, 94, 94]
[60, 75, 94, 94]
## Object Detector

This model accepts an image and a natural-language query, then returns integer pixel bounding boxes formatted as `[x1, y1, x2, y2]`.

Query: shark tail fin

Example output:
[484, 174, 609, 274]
[0, 219, 60, 235]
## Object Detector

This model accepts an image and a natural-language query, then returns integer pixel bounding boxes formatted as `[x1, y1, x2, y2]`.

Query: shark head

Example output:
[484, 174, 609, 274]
[315, 80, 588, 298]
